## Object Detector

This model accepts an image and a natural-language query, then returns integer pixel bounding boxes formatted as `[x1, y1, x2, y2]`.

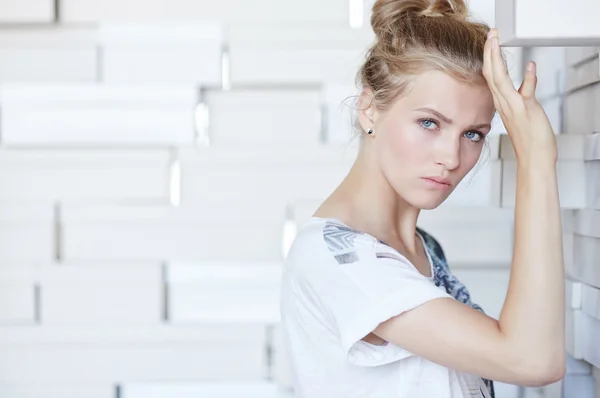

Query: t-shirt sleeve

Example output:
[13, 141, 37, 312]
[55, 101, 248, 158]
[309, 222, 454, 366]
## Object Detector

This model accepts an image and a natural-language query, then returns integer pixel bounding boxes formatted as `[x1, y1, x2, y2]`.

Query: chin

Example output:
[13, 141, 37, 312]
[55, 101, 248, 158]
[407, 192, 451, 210]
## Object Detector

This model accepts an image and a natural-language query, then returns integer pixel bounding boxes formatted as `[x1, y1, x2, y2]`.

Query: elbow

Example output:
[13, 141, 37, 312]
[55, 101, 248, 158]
[522, 357, 566, 387]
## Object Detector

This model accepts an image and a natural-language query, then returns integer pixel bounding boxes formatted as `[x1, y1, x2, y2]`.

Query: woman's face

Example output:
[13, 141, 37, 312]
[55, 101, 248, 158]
[361, 70, 496, 210]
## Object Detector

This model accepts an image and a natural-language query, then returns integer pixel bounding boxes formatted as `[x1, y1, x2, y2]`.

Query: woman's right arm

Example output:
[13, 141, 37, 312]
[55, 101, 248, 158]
[372, 29, 566, 387]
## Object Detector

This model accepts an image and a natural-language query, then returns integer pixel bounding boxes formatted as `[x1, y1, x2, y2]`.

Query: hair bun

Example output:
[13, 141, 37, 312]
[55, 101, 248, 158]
[371, 0, 469, 38]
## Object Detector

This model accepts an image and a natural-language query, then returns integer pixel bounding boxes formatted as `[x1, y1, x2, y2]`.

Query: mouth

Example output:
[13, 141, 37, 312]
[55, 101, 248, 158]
[421, 177, 453, 190]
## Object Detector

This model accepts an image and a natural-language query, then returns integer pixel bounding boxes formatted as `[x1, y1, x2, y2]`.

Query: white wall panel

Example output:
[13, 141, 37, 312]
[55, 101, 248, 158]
[564, 83, 600, 135]
[0, 150, 171, 202]
[167, 263, 281, 323]
[0, 323, 266, 345]
[567, 309, 585, 359]
[0, 344, 266, 383]
[0, 0, 54, 23]
[0, 204, 53, 262]
[0, 28, 96, 83]
[0, 267, 37, 325]
[229, 25, 374, 85]
[528, 47, 566, 99]
[451, 269, 510, 320]
[40, 264, 162, 324]
[120, 382, 288, 398]
[582, 314, 600, 368]
[497, 0, 600, 46]
[203, 88, 322, 146]
[322, 84, 361, 146]
[0, 384, 114, 398]
[0, 85, 198, 147]
[99, 23, 223, 85]
[61, 204, 285, 262]
[418, 205, 514, 268]
[567, 53, 600, 92]
[179, 147, 354, 206]
[61, 0, 349, 24]
[566, 47, 600, 67]
[582, 284, 600, 321]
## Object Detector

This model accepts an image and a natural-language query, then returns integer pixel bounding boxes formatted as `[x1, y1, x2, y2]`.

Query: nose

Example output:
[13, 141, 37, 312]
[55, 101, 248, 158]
[435, 136, 461, 171]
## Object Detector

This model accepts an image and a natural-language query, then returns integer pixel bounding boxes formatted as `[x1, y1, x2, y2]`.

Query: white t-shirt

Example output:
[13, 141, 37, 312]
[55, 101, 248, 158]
[280, 217, 492, 398]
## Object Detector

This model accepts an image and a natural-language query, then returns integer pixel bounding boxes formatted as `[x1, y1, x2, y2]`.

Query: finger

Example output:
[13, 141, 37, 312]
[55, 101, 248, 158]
[483, 32, 511, 113]
[490, 34, 518, 100]
[482, 33, 502, 109]
[518, 61, 538, 99]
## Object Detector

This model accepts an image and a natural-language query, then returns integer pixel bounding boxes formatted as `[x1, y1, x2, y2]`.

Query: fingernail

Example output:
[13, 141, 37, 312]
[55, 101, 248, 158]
[527, 62, 534, 72]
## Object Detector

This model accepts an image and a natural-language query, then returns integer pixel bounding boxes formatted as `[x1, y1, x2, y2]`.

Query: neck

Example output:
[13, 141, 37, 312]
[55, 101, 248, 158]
[321, 147, 422, 253]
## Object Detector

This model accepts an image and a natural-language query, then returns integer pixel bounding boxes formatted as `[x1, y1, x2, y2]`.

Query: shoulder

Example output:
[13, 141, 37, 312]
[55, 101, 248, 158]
[289, 218, 387, 267]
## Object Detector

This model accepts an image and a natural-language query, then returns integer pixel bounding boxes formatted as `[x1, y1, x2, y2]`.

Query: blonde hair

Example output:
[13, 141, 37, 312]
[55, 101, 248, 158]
[358, 0, 491, 112]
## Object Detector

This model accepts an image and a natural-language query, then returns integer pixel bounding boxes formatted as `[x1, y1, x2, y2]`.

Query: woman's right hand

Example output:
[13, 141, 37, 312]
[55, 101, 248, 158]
[483, 28, 558, 165]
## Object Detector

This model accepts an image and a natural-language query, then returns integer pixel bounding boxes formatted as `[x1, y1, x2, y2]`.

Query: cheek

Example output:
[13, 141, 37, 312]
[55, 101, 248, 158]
[380, 122, 430, 163]
[460, 141, 485, 171]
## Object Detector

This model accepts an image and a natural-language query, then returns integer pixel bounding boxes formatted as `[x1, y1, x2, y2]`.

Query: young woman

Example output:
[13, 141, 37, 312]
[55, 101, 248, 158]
[279, 0, 566, 397]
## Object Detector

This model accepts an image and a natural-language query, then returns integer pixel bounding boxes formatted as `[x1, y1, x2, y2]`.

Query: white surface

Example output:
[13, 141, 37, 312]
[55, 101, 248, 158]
[418, 205, 514, 267]
[496, 0, 600, 46]
[566, 54, 600, 92]
[0, 343, 266, 383]
[564, 83, 600, 135]
[322, 84, 361, 145]
[566, 308, 584, 359]
[61, 203, 286, 262]
[0, 150, 170, 202]
[0, 84, 198, 147]
[451, 269, 510, 320]
[60, 0, 349, 24]
[529, 47, 566, 99]
[0, 204, 54, 261]
[581, 284, 600, 321]
[573, 235, 600, 289]
[0, 28, 97, 83]
[0, 268, 37, 325]
[0, 0, 54, 22]
[179, 146, 355, 205]
[120, 382, 290, 398]
[566, 47, 600, 67]
[587, 161, 600, 210]
[229, 25, 373, 85]
[0, 385, 113, 398]
[167, 263, 281, 323]
[203, 88, 322, 146]
[98, 23, 223, 85]
[40, 264, 162, 324]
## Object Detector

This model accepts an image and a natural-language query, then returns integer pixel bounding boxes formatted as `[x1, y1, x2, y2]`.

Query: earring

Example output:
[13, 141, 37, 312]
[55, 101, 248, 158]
[366, 128, 373, 135]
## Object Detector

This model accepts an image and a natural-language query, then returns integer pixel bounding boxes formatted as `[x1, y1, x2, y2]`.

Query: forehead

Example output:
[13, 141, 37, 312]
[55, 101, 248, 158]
[394, 70, 495, 123]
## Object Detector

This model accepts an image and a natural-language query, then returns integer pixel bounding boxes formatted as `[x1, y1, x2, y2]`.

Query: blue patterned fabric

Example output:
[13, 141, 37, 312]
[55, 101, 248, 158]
[417, 227, 496, 398]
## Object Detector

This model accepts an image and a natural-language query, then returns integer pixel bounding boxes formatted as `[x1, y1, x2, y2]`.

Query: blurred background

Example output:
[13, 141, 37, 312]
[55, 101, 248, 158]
[0, 0, 596, 397]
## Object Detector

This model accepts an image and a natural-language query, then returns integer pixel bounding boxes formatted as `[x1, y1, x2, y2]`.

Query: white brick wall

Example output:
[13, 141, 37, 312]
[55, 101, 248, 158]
[0, 1, 595, 397]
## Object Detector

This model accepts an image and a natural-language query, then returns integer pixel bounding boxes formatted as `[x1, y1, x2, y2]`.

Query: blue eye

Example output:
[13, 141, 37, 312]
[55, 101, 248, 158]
[419, 119, 438, 130]
[464, 131, 483, 142]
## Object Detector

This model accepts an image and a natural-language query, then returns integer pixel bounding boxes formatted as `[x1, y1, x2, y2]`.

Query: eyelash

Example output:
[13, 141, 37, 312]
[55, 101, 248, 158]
[418, 118, 485, 142]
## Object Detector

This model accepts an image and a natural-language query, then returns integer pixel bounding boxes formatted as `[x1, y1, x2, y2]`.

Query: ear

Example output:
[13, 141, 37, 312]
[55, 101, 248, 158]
[357, 89, 378, 133]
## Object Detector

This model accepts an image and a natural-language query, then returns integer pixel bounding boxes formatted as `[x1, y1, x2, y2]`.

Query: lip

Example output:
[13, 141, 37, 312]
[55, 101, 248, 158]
[421, 177, 453, 190]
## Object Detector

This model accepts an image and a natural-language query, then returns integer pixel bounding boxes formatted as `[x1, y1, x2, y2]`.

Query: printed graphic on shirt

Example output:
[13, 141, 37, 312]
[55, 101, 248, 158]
[322, 221, 363, 264]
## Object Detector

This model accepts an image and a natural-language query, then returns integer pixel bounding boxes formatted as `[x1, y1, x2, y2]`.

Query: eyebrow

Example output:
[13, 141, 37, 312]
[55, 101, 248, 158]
[415, 107, 492, 130]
